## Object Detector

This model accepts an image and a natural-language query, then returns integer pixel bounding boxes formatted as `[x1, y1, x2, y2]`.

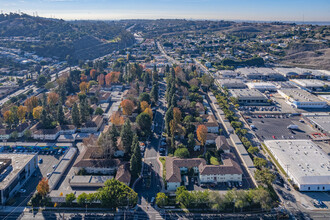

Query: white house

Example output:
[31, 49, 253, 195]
[80, 115, 103, 133]
[31, 124, 61, 141]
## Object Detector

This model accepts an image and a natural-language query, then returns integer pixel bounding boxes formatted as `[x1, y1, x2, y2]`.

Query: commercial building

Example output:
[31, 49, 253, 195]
[278, 89, 327, 109]
[275, 68, 313, 79]
[229, 89, 269, 106]
[264, 140, 330, 191]
[246, 82, 277, 92]
[303, 113, 330, 135]
[238, 67, 285, 81]
[166, 153, 243, 191]
[291, 79, 330, 92]
[0, 153, 38, 204]
[217, 70, 238, 78]
[217, 79, 247, 89]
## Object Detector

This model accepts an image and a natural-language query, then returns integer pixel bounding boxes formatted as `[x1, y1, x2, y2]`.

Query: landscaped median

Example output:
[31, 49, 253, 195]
[261, 143, 286, 176]
[159, 156, 167, 189]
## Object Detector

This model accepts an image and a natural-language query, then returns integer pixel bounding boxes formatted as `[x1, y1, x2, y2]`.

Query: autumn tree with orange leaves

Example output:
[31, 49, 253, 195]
[80, 74, 87, 82]
[197, 124, 208, 146]
[33, 106, 43, 120]
[37, 178, 49, 197]
[79, 82, 88, 94]
[47, 92, 59, 106]
[144, 107, 153, 120]
[121, 99, 134, 115]
[65, 96, 78, 108]
[110, 111, 125, 126]
[97, 74, 105, 86]
[173, 107, 182, 124]
[90, 69, 97, 79]
[140, 101, 150, 112]
[24, 96, 39, 113]
[17, 106, 27, 123]
[105, 73, 112, 86]
[3, 110, 14, 127]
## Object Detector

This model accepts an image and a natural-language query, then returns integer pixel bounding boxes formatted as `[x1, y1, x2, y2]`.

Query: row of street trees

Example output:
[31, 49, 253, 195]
[156, 186, 273, 212]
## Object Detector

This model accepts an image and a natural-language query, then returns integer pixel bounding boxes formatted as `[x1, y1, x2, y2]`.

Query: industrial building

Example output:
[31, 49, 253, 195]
[246, 82, 277, 92]
[278, 89, 327, 109]
[291, 79, 330, 92]
[217, 78, 247, 89]
[229, 89, 269, 106]
[275, 67, 329, 79]
[217, 70, 238, 78]
[0, 153, 38, 204]
[237, 67, 285, 81]
[264, 140, 330, 191]
[303, 113, 330, 135]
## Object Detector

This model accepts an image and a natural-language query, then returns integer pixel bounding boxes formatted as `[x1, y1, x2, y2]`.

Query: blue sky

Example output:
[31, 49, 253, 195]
[1, 0, 330, 21]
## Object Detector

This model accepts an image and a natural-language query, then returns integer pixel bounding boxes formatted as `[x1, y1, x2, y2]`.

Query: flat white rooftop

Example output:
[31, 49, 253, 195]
[264, 140, 330, 185]
[292, 79, 330, 88]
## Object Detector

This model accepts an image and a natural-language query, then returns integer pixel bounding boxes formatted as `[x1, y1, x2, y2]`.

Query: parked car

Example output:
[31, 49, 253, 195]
[38, 158, 43, 164]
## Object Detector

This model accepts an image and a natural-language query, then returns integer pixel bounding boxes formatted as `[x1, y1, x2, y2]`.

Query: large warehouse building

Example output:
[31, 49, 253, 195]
[278, 89, 327, 109]
[303, 113, 330, 135]
[264, 140, 330, 191]
[229, 89, 269, 106]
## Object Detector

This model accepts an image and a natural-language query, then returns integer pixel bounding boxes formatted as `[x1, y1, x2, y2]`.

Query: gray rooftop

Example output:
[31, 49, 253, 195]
[279, 89, 324, 103]
[303, 113, 330, 134]
[292, 79, 330, 88]
[229, 89, 267, 99]
[0, 153, 36, 190]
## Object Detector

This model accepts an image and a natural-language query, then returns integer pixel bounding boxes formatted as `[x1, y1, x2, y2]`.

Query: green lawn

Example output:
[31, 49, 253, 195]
[159, 157, 166, 180]
[210, 156, 220, 165]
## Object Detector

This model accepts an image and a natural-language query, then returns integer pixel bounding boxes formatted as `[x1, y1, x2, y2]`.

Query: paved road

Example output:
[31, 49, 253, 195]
[134, 79, 167, 212]
[0, 66, 71, 107]
[156, 41, 180, 65]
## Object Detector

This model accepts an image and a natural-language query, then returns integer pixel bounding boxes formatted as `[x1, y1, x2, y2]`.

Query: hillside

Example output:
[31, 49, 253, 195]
[0, 13, 135, 62]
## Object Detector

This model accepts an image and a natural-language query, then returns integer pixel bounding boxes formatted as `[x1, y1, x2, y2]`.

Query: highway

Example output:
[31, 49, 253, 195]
[0, 66, 72, 107]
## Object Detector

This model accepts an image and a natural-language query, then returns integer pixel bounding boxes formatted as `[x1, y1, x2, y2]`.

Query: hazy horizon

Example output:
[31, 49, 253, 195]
[1, 0, 330, 22]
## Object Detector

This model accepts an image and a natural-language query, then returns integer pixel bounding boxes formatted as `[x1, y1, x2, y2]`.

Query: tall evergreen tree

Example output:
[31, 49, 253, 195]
[109, 124, 119, 147]
[165, 106, 173, 134]
[72, 103, 80, 127]
[130, 154, 139, 179]
[151, 83, 159, 103]
[133, 139, 142, 175]
[120, 119, 133, 154]
[57, 104, 65, 125]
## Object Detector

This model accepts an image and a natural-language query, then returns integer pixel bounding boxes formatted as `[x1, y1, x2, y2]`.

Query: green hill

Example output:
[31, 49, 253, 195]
[0, 13, 135, 62]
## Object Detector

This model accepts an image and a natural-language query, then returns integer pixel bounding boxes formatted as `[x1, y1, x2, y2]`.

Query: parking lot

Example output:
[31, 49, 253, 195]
[38, 153, 64, 179]
[185, 175, 250, 192]
[245, 115, 316, 141]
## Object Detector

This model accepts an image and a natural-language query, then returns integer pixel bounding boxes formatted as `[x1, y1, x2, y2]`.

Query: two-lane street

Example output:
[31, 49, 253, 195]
[134, 79, 167, 211]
